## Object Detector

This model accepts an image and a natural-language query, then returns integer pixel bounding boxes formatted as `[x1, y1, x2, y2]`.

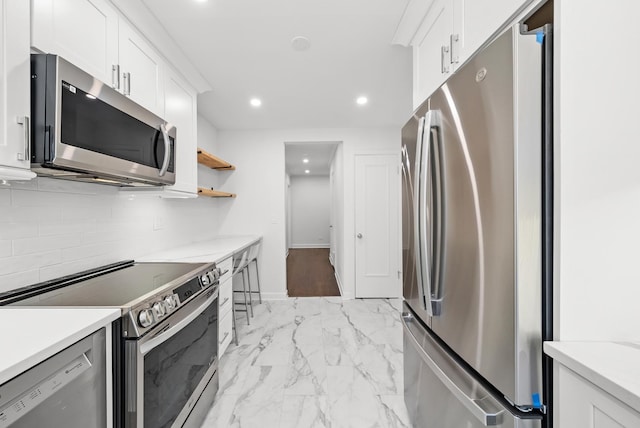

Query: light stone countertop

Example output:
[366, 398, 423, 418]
[0, 308, 120, 385]
[544, 341, 640, 412]
[138, 235, 261, 264]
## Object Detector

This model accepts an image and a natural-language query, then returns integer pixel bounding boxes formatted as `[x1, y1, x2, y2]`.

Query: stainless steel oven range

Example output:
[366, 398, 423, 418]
[0, 260, 222, 428]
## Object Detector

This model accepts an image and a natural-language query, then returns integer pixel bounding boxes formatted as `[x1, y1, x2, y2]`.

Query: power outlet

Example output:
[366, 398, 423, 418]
[153, 216, 165, 231]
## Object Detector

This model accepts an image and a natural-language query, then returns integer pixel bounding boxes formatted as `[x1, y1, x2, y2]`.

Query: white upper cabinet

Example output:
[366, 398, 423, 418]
[31, 0, 119, 85]
[162, 68, 197, 196]
[396, 0, 535, 109]
[412, 0, 454, 108]
[32, 0, 164, 116]
[0, 0, 36, 180]
[452, 0, 524, 66]
[118, 23, 165, 117]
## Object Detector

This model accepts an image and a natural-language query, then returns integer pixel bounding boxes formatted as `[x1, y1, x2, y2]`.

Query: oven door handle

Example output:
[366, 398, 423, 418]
[139, 290, 218, 355]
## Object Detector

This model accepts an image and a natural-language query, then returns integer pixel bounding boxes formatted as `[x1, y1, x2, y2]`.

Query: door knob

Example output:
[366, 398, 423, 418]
[357, 233, 363, 239]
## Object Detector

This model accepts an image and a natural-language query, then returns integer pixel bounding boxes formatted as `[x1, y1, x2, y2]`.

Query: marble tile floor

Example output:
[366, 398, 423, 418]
[200, 297, 411, 428]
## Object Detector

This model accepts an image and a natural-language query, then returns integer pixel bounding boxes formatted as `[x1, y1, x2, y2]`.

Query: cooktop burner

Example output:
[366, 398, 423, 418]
[11, 262, 209, 308]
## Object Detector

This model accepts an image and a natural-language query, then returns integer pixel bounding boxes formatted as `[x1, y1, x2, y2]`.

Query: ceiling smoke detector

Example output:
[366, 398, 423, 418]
[291, 36, 311, 52]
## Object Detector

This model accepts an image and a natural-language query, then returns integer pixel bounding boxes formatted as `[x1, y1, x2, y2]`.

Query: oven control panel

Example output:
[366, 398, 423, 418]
[130, 266, 221, 332]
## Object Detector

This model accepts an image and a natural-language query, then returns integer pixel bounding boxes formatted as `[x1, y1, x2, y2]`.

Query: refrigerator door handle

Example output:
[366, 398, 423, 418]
[402, 313, 505, 426]
[413, 116, 429, 313]
[429, 110, 444, 316]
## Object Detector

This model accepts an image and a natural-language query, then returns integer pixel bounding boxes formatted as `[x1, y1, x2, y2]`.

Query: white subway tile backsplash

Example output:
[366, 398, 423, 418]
[39, 220, 97, 237]
[0, 188, 10, 206]
[0, 240, 11, 258]
[0, 223, 38, 240]
[62, 242, 121, 262]
[0, 250, 61, 276]
[0, 180, 221, 294]
[0, 206, 41, 223]
[0, 270, 40, 293]
[13, 234, 84, 256]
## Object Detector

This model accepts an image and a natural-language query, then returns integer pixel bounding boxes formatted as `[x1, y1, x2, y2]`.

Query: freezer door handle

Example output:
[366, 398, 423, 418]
[402, 314, 505, 426]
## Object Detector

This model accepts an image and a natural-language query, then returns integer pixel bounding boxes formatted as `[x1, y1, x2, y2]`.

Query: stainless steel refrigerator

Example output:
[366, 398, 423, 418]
[401, 22, 553, 428]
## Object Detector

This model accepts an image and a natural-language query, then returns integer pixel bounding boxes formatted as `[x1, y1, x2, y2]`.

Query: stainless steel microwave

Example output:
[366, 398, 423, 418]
[30, 54, 176, 187]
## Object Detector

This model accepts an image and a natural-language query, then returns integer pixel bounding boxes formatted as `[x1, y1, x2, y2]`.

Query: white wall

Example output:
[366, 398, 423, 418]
[554, 1, 640, 341]
[215, 128, 399, 300]
[0, 178, 221, 293]
[289, 175, 330, 248]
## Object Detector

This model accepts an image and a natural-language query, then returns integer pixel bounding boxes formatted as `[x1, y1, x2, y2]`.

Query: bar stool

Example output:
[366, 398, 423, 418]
[246, 242, 262, 304]
[232, 250, 251, 329]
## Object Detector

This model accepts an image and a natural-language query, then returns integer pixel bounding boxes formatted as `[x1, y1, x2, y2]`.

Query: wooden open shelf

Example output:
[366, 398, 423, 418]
[197, 148, 235, 170]
[197, 187, 236, 198]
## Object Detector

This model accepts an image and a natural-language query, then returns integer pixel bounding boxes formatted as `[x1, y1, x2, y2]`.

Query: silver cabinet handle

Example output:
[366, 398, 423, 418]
[357, 233, 363, 239]
[112, 64, 120, 89]
[220, 297, 230, 307]
[402, 317, 504, 426]
[158, 123, 171, 177]
[441, 45, 450, 74]
[219, 332, 230, 345]
[16, 116, 30, 162]
[122, 71, 131, 95]
[450, 34, 459, 64]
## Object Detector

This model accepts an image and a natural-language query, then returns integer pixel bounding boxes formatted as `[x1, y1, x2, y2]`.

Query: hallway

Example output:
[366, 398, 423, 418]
[287, 249, 340, 297]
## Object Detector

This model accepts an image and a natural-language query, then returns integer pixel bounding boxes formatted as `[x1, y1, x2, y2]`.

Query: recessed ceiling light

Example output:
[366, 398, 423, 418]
[250, 98, 262, 107]
[291, 36, 311, 52]
[305, 170, 310, 174]
[303, 158, 309, 163]
[356, 96, 368, 105]
[194, 0, 208, 3]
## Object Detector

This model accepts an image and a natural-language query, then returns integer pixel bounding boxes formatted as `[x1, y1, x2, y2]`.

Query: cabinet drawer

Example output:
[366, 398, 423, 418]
[218, 310, 233, 358]
[217, 257, 233, 285]
[218, 281, 233, 318]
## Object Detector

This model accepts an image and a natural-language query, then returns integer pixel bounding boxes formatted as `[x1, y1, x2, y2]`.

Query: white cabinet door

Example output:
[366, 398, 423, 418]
[556, 364, 640, 427]
[412, 0, 453, 108]
[453, 0, 523, 66]
[162, 68, 197, 195]
[0, 0, 35, 180]
[31, 0, 118, 85]
[118, 22, 165, 117]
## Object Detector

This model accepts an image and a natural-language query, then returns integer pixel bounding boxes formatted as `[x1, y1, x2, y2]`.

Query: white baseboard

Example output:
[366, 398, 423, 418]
[290, 244, 330, 249]
[329, 252, 334, 266]
[261, 291, 289, 301]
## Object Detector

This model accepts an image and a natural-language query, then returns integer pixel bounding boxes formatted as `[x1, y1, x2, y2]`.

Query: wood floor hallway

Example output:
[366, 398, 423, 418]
[287, 248, 340, 297]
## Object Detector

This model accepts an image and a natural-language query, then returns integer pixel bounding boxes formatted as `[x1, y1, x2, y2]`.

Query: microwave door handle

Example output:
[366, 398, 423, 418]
[158, 123, 171, 177]
[139, 291, 217, 355]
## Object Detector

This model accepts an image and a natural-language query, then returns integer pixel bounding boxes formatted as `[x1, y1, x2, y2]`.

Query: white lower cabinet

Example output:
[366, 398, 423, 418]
[556, 364, 640, 427]
[218, 257, 234, 358]
[0, 0, 35, 181]
[218, 309, 233, 357]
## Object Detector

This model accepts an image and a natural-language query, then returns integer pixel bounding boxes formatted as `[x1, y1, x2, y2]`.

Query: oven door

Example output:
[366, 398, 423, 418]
[124, 288, 218, 428]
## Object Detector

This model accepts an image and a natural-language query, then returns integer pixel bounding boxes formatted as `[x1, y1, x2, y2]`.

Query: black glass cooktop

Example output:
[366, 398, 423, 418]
[9, 262, 210, 308]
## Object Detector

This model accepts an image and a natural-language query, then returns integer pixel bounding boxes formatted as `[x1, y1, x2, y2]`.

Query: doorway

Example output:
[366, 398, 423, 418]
[284, 142, 341, 297]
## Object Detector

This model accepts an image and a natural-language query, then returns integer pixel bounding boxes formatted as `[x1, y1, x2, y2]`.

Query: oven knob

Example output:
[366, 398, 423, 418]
[172, 294, 180, 307]
[164, 295, 176, 311]
[138, 309, 154, 328]
[201, 274, 211, 286]
[152, 302, 166, 318]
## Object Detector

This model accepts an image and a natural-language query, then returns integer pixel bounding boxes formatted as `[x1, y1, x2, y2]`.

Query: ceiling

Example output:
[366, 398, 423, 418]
[141, 0, 413, 130]
[285, 142, 339, 176]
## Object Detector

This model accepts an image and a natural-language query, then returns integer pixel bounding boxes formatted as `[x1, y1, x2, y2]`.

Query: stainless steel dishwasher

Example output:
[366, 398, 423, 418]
[0, 328, 107, 428]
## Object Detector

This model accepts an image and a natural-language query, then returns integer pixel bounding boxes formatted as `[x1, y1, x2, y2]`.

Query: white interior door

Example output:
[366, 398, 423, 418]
[355, 154, 400, 298]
